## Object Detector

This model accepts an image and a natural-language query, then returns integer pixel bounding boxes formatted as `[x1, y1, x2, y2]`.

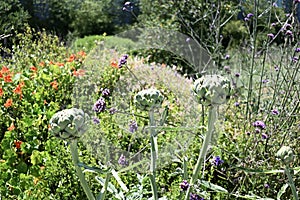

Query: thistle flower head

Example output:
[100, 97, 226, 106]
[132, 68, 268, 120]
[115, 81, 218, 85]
[191, 75, 230, 106]
[276, 146, 294, 164]
[134, 88, 164, 111]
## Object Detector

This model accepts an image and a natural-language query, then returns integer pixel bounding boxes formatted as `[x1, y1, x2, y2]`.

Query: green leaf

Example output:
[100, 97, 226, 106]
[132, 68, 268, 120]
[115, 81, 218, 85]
[277, 183, 289, 200]
[199, 180, 228, 193]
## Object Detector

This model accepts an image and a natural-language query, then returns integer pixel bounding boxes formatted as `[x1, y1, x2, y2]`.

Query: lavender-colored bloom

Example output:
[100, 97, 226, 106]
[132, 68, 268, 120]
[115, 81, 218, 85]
[284, 24, 292, 30]
[190, 193, 203, 200]
[93, 117, 100, 124]
[129, 120, 138, 133]
[123, 2, 133, 12]
[224, 65, 231, 73]
[224, 54, 230, 59]
[234, 102, 239, 107]
[262, 133, 268, 139]
[296, 48, 300, 52]
[102, 88, 110, 97]
[118, 154, 128, 166]
[93, 97, 106, 113]
[186, 37, 191, 42]
[264, 183, 270, 188]
[247, 13, 254, 18]
[274, 66, 279, 71]
[255, 128, 261, 133]
[253, 120, 266, 129]
[292, 57, 298, 62]
[271, 109, 279, 115]
[262, 79, 269, 83]
[109, 107, 117, 114]
[212, 156, 224, 166]
[267, 33, 274, 38]
[180, 180, 189, 191]
[244, 17, 249, 21]
[285, 30, 293, 36]
[271, 22, 277, 26]
[118, 54, 129, 68]
[235, 72, 240, 77]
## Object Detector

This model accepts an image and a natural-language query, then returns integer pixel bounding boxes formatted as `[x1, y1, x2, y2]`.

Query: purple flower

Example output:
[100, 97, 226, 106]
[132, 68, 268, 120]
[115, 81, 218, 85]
[190, 193, 204, 200]
[262, 133, 268, 139]
[224, 66, 231, 73]
[271, 109, 279, 115]
[262, 79, 269, 83]
[109, 107, 117, 114]
[267, 33, 274, 38]
[123, 2, 133, 12]
[247, 13, 254, 18]
[212, 156, 224, 166]
[186, 37, 191, 42]
[102, 88, 110, 97]
[253, 120, 266, 129]
[234, 102, 239, 107]
[224, 54, 230, 59]
[295, 48, 300, 53]
[271, 22, 277, 27]
[93, 97, 106, 113]
[118, 54, 129, 68]
[264, 183, 270, 188]
[244, 17, 249, 21]
[255, 128, 261, 133]
[274, 66, 279, 71]
[93, 117, 100, 124]
[235, 72, 240, 77]
[292, 57, 298, 62]
[129, 120, 138, 133]
[285, 30, 293, 36]
[118, 154, 128, 166]
[180, 180, 189, 191]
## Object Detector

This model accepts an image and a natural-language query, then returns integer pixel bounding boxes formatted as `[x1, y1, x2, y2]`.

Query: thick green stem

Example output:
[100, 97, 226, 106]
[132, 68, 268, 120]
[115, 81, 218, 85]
[185, 106, 218, 200]
[149, 109, 158, 200]
[99, 173, 111, 200]
[70, 140, 95, 200]
[285, 167, 299, 200]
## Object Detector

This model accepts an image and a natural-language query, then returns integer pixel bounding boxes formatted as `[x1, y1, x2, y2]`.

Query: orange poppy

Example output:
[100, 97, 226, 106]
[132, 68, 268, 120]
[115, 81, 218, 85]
[77, 51, 86, 57]
[50, 80, 58, 90]
[30, 66, 37, 72]
[1, 66, 10, 74]
[4, 98, 13, 108]
[111, 60, 118, 68]
[14, 140, 22, 148]
[0, 88, 3, 97]
[13, 85, 22, 95]
[8, 123, 15, 131]
[73, 69, 85, 77]
[4, 74, 12, 83]
[55, 62, 64, 67]
[67, 54, 76, 62]
[39, 62, 45, 67]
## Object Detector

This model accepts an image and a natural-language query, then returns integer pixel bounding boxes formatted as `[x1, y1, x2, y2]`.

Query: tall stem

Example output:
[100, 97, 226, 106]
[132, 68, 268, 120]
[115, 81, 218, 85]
[149, 109, 158, 200]
[185, 106, 218, 199]
[70, 140, 95, 200]
[285, 166, 299, 200]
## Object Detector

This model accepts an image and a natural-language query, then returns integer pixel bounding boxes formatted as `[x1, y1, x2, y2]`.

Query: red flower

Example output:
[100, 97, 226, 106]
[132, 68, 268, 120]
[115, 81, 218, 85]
[111, 60, 119, 68]
[4, 74, 12, 83]
[13, 85, 22, 95]
[4, 98, 13, 108]
[39, 62, 45, 67]
[30, 66, 37, 72]
[14, 140, 22, 149]
[67, 54, 76, 62]
[1, 66, 10, 74]
[0, 88, 3, 97]
[50, 80, 58, 90]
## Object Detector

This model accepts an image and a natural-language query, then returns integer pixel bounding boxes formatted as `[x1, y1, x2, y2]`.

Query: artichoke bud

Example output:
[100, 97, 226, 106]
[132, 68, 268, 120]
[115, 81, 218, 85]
[49, 108, 89, 140]
[134, 88, 164, 111]
[192, 75, 230, 106]
[276, 146, 294, 164]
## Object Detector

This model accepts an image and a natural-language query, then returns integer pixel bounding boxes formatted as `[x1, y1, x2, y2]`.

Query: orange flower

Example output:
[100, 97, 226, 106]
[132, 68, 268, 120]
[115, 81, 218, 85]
[44, 100, 48, 105]
[111, 60, 118, 68]
[19, 81, 25, 87]
[39, 62, 45, 67]
[8, 123, 15, 131]
[13, 85, 22, 95]
[30, 66, 37, 72]
[14, 140, 22, 148]
[77, 51, 86, 57]
[4, 98, 13, 108]
[56, 62, 64, 67]
[67, 54, 76, 62]
[73, 69, 85, 77]
[50, 80, 58, 90]
[0, 88, 3, 97]
[0, 72, 3, 78]
[1, 66, 10, 74]
[4, 74, 12, 83]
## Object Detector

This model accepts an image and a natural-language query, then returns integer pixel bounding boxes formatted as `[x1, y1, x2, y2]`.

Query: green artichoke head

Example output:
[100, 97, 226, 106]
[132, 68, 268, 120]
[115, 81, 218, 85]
[191, 75, 230, 106]
[276, 146, 294, 165]
[49, 108, 89, 140]
[134, 88, 164, 111]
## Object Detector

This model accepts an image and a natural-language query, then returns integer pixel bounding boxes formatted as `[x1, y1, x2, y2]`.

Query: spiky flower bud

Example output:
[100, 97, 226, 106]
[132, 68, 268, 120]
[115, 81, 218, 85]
[134, 88, 164, 111]
[49, 108, 89, 140]
[191, 75, 230, 106]
[276, 146, 294, 164]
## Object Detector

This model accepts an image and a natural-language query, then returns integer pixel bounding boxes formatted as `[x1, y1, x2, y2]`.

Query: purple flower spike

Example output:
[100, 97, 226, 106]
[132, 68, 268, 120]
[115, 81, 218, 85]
[234, 102, 240, 107]
[129, 120, 138, 133]
[271, 109, 279, 115]
[262, 133, 268, 139]
[118, 54, 129, 68]
[253, 120, 266, 129]
[180, 180, 189, 191]
[247, 13, 254, 18]
[285, 30, 293, 36]
[267, 33, 274, 38]
[212, 156, 224, 166]
[296, 48, 300, 52]
[118, 154, 128, 166]
[224, 54, 230, 59]
[93, 97, 106, 113]
[190, 193, 204, 200]
[93, 117, 100, 124]
[102, 88, 110, 97]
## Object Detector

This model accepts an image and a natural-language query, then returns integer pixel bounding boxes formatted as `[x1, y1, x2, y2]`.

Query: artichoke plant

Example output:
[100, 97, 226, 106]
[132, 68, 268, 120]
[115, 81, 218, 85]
[276, 146, 294, 164]
[134, 88, 164, 110]
[49, 108, 89, 140]
[191, 74, 230, 106]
